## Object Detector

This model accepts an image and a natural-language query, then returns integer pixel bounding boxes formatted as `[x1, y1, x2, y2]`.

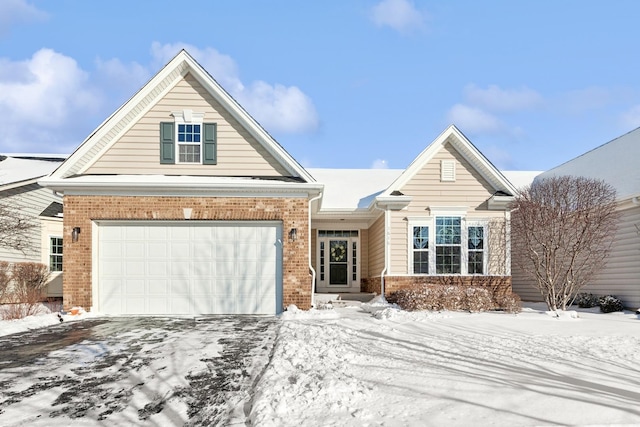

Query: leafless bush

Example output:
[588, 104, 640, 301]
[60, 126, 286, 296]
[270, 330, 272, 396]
[440, 286, 466, 311]
[494, 293, 522, 313]
[391, 284, 516, 313]
[391, 285, 442, 311]
[465, 287, 494, 312]
[511, 176, 619, 311]
[0, 261, 10, 303]
[0, 262, 50, 320]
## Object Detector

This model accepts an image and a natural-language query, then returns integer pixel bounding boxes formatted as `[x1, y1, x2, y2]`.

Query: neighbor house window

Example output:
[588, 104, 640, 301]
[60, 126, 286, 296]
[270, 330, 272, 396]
[435, 216, 462, 274]
[50, 237, 63, 272]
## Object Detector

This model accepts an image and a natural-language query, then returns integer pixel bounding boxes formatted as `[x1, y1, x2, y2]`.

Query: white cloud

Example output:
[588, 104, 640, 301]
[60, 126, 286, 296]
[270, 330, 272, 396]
[446, 104, 503, 134]
[0, 0, 47, 36]
[151, 42, 319, 134]
[371, 159, 389, 169]
[0, 49, 102, 152]
[620, 105, 640, 129]
[464, 84, 543, 112]
[370, 0, 426, 33]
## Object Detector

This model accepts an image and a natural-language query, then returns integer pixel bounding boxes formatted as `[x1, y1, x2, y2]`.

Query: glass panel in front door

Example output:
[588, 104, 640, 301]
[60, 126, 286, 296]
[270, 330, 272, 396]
[329, 240, 348, 285]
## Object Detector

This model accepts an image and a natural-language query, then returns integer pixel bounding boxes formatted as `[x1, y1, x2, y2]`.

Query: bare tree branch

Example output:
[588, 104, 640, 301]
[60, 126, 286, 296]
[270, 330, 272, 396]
[511, 176, 619, 311]
[0, 201, 37, 253]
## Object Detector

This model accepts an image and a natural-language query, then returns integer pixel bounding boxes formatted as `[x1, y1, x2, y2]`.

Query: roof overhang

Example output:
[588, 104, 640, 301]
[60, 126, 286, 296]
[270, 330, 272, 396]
[39, 175, 323, 198]
[488, 194, 515, 210]
[373, 195, 413, 210]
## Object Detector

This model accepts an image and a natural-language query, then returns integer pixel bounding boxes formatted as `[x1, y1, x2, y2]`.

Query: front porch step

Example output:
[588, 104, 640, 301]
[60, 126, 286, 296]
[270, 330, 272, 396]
[314, 292, 377, 304]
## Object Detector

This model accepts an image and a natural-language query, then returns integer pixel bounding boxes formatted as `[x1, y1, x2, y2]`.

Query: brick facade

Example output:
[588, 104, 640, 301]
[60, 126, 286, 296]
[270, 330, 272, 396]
[63, 195, 311, 311]
[362, 275, 512, 299]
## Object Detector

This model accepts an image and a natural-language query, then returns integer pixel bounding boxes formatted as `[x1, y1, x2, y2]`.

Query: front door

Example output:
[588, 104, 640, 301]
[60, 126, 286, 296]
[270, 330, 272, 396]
[317, 230, 359, 292]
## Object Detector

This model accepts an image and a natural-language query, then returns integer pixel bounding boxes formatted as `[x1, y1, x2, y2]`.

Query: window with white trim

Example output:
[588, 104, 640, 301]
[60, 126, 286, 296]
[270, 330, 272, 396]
[412, 225, 429, 274]
[467, 223, 487, 274]
[435, 216, 461, 274]
[409, 216, 488, 275]
[177, 123, 202, 163]
[173, 110, 205, 164]
[49, 237, 63, 272]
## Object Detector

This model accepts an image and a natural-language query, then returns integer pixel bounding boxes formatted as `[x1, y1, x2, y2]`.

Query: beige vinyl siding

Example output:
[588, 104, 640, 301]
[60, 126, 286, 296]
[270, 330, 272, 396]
[86, 73, 290, 177]
[359, 228, 369, 280]
[390, 143, 507, 275]
[512, 204, 640, 308]
[367, 215, 385, 278]
[0, 184, 60, 263]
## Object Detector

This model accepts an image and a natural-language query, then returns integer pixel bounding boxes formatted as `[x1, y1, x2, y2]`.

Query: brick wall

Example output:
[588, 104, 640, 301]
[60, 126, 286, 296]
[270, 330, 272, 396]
[63, 195, 311, 311]
[363, 275, 512, 299]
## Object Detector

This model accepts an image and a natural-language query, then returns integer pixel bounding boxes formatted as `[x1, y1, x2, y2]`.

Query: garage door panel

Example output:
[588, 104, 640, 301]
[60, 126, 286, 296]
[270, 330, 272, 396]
[148, 242, 168, 258]
[98, 222, 282, 315]
[125, 279, 145, 294]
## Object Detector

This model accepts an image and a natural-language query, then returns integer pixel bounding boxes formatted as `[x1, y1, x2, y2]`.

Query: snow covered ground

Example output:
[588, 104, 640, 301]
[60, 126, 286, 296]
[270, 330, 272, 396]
[1, 301, 639, 426]
[251, 300, 640, 427]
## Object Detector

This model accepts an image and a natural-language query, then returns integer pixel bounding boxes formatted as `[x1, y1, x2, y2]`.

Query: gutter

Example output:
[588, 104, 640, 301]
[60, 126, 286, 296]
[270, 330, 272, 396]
[308, 192, 323, 308]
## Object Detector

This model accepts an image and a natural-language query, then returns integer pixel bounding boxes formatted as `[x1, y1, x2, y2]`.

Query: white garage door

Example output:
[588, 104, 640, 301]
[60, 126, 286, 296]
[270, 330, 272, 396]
[96, 221, 282, 315]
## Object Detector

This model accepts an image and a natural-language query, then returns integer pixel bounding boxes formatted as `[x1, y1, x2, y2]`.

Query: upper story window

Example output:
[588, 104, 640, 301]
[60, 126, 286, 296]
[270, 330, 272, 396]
[178, 123, 201, 163]
[160, 110, 217, 165]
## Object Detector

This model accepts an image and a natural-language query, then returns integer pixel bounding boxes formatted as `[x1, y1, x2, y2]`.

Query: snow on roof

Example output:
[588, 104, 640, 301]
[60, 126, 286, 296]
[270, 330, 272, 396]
[500, 170, 542, 191]
[0, 156, 63, 186]
[309, 168, 541, 210]
[308, 168, 404, 210]
[538, 127, 640, 200]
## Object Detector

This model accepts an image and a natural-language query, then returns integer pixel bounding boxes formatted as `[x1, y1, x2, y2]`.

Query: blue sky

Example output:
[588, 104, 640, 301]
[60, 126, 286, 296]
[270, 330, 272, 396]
[1, 0, 639, 171]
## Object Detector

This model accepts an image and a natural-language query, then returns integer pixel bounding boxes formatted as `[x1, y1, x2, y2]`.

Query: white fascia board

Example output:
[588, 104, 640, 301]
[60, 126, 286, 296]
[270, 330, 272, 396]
[487, 195, 515, 210]
[312, 209, 378, 221]
[373, 195, 412, 210]
[38, 177, 323, 198]
[0, 177, 43, 192]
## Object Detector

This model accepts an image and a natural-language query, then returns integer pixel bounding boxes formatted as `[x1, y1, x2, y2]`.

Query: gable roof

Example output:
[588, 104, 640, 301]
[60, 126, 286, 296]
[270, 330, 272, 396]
[537, 126, 640, 200]
[380, 125, 518, 198]
[46, 49, 315, 184]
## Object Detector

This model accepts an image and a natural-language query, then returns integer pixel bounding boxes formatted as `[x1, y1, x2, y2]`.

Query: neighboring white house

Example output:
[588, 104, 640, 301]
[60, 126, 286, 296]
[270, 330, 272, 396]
[0, 155, 66, 298]
[512, 128, 640, 308]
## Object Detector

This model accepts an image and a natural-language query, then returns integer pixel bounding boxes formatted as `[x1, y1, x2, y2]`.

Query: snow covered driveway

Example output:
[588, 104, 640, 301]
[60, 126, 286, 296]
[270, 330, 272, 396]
[251, 303, 640, 427]
[0, 316, 276, 426]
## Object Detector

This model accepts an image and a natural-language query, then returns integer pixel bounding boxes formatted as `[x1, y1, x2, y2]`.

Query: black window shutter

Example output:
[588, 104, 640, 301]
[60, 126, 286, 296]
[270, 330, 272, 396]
[203, 123, 217, 165]
[160, 122, 175, 164]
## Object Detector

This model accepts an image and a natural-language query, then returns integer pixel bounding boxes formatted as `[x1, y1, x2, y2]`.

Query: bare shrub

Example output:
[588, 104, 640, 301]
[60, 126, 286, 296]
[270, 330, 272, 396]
[0, 261, 10, 303]
[0, 262, 50, 320]
[511, 176, 619, 311]
[391, 286, 442, 311]
[465, 287, 494, 312]
[440, 286, 466, 311]
[494, 293, 522, 313]
[393, 284, 511, 313]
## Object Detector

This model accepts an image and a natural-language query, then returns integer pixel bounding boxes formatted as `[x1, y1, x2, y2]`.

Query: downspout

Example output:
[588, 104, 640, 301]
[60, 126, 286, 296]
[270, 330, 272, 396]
[373, 203, 390, 300]
[308, 192, 323, 308]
